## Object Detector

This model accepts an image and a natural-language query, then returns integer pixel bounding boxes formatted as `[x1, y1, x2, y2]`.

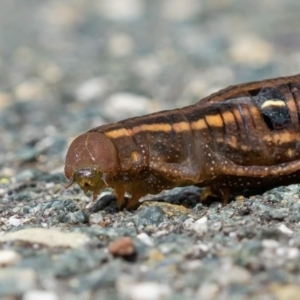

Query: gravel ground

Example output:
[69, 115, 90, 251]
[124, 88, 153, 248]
[1, 1, 300, 299]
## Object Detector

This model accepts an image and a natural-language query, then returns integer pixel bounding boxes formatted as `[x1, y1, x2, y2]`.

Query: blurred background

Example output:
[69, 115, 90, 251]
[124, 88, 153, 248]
[1, 0, 300, 176]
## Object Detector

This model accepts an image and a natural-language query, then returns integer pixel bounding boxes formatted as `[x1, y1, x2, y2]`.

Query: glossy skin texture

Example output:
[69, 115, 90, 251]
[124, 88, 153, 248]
[65, 73, 300, 209]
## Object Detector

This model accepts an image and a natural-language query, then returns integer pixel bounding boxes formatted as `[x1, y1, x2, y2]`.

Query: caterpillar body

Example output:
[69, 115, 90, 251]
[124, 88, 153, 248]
[65, 74, 300, 209]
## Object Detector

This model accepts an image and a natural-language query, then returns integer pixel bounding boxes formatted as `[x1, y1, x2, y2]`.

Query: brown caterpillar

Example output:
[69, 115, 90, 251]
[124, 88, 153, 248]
[65, 73, 300, 209]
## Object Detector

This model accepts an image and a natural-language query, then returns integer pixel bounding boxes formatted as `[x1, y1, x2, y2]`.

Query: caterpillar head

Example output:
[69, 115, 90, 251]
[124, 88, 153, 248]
[64, 132, 118, 199]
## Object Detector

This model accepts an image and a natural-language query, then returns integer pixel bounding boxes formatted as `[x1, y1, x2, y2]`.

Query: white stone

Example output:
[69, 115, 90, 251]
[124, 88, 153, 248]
[262, 239, 280, 248]
[192, 216, 208, 235]
[229, 231, 237, 238]
[0, 250, 20, 266]
[162, 0, 202, 21]
[14, 78, 46, 101]
[129, 283, 171, 300]
[217, 265, 251, 285]
[103, 93, 154, 121]
[117, 277, 172, 300]
[278, 224, 293, 236]
[23, 290, 58, 300]
[195, 243, 210, 252]
[229, 36, 273, 65]
[134, 56, 162, 79]
[152, 230, 169, 237]
[1, 167, 15, 177]
[196, 283, 220, 300]
[0, 188, 6, 196]
[0, 228, 90, 248]
[8, 216, 22, 227]
[99, 0, 144, 21]
[108, 34, 134, 57]
[75, 77, 107, 102]
[137, 233, 153, 247]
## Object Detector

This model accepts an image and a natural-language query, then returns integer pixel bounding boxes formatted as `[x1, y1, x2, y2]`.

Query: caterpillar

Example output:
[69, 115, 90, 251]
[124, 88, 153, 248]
[65, 73, 300, 210]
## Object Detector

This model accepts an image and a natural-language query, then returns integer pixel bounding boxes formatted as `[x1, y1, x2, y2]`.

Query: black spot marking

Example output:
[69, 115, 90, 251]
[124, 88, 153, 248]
[253, 87, 290, 131]
[261, 104, 290, 130]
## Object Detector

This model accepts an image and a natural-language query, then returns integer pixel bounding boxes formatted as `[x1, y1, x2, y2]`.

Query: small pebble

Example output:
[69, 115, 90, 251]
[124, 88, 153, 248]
[192, 216, 208, 235]
[108, 34, 134, 57]
[135, 206, 165, 227]
[103, 93, 154, 121]
[8, 216, 23, 227]
[211, 221, 222, 231]
[229, 36, 273, 65]
[148, 249, 164, 263]
[75, 77, 107, 102]
[23, 290, 58, 300]
[137, 232, 153, 247]
[108, 237, 136, 258]
[262, 239, 280, 249]
[0, 250, 20, 266]
[89, 213, 104, 225]
[183, 218, 195, 229]
[62, 211, 89, 224]
[196, 283, 220, 300]
[278, 224, 293, 236]
[270, 208, 289, 220]
[0, 188, 7, 196]
[1, 167, 15, 177]
[99, 0, 144, 21]
[216, 265, 251, 286]
[117, 278, 172, 300]
[161, 0, 201, 21]
[14, 78, 46, 101]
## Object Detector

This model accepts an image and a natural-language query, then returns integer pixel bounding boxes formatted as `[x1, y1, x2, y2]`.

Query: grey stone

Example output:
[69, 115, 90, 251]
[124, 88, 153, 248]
[135, 206, 166, 227]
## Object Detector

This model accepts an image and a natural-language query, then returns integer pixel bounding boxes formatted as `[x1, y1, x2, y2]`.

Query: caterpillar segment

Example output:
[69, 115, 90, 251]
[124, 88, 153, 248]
[65, 73, 300, 209]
